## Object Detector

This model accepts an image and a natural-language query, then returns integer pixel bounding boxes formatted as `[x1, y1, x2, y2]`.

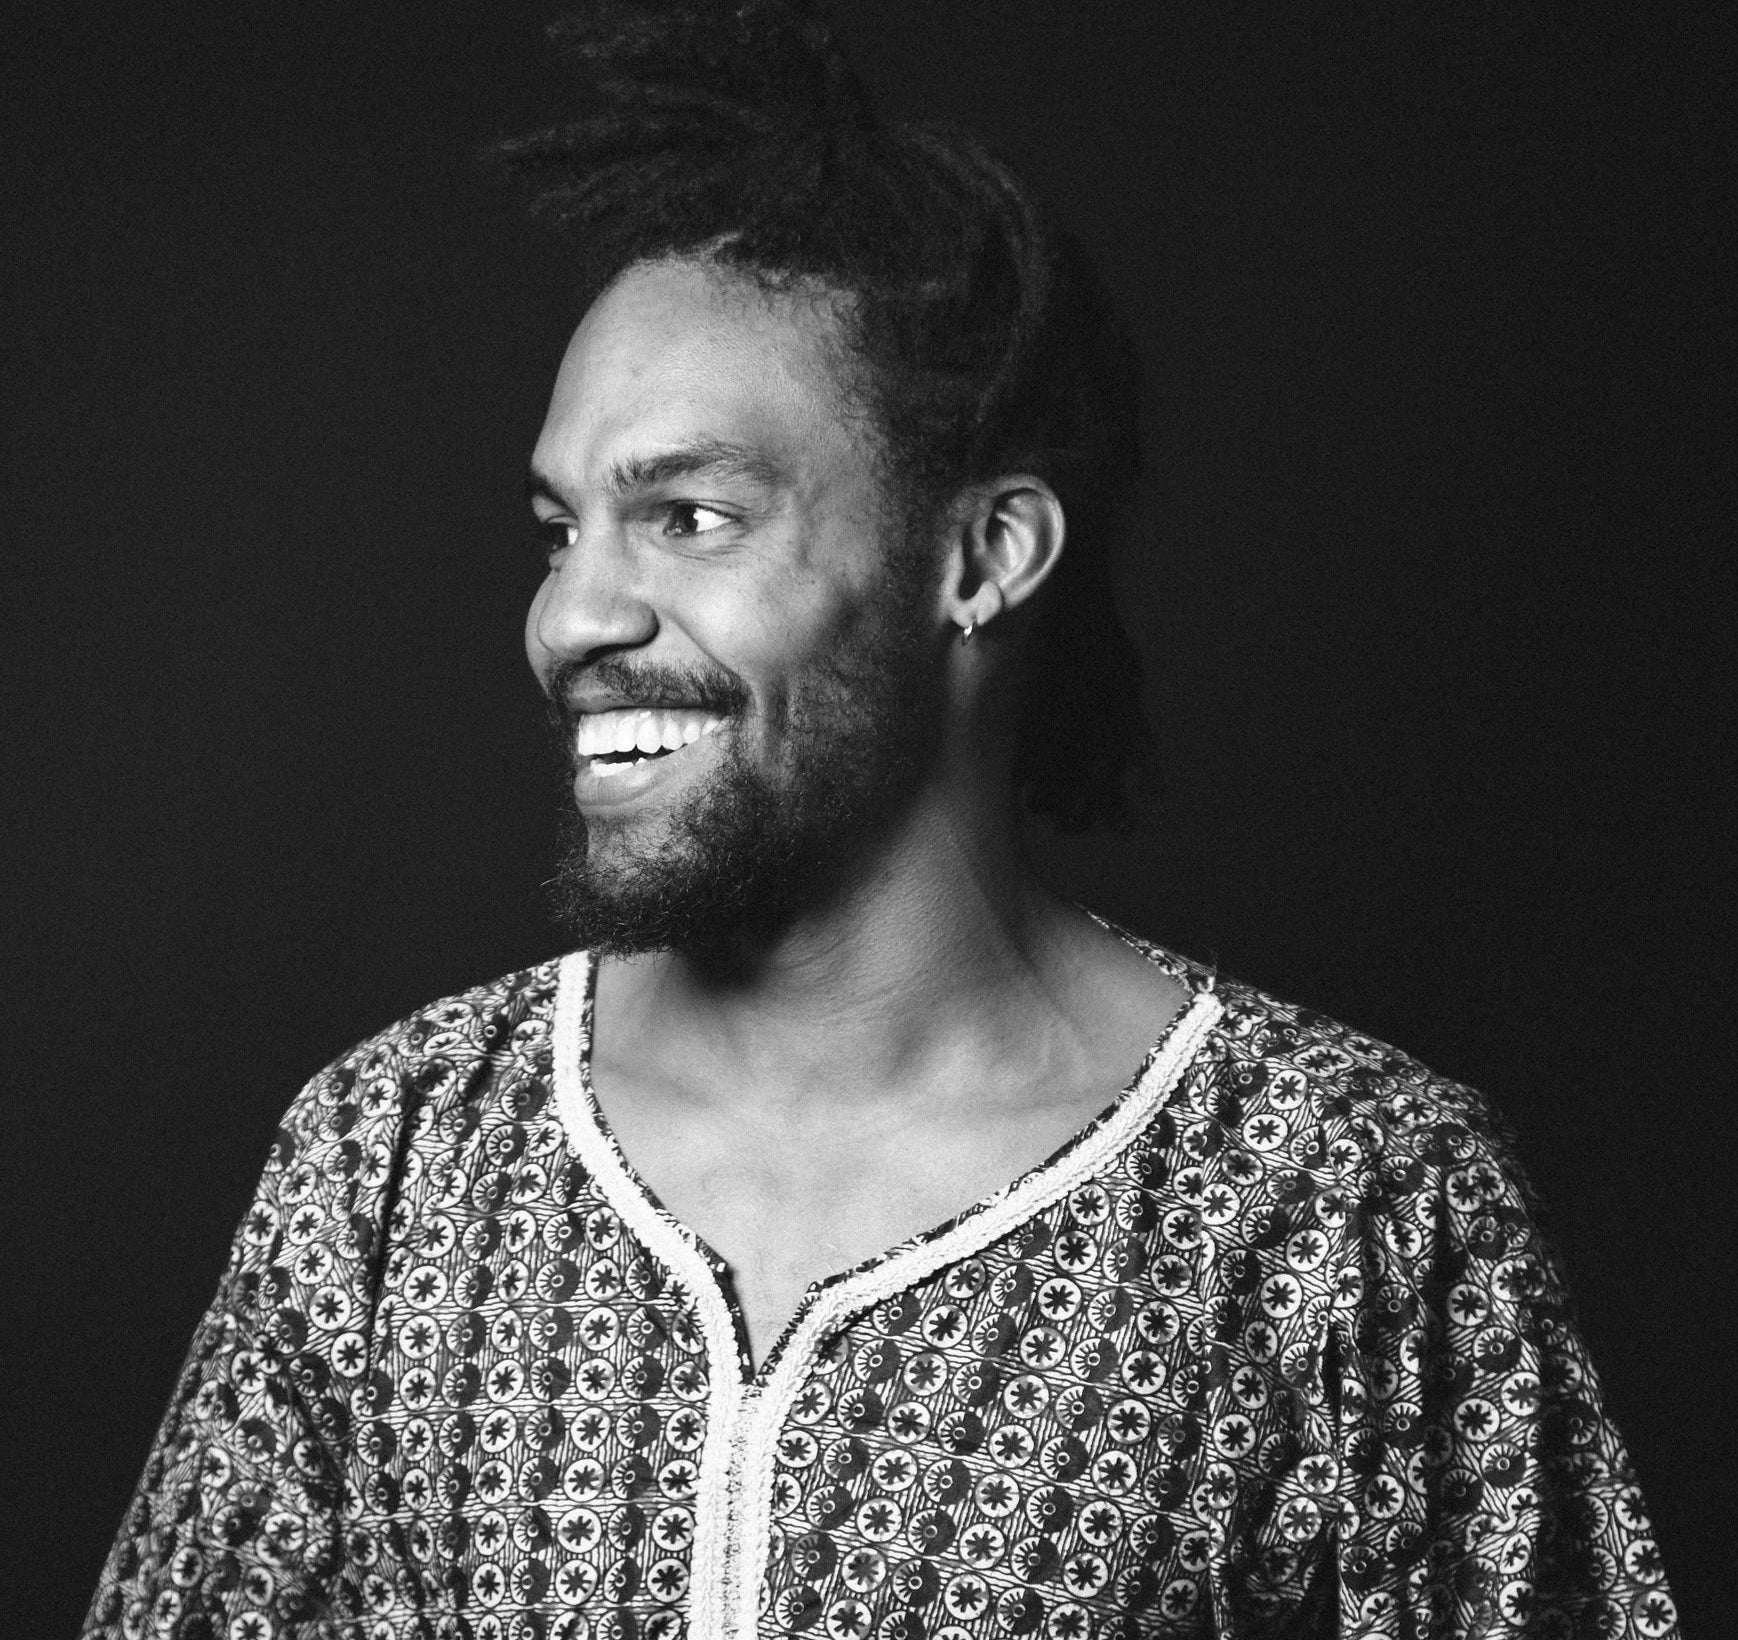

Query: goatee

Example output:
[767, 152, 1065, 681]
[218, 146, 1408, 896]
[542, 620, 935, 956]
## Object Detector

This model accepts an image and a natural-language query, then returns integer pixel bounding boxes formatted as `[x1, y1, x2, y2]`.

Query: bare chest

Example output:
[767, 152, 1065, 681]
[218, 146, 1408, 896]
[596, 1077, 1121, 1369]
[583, 935, 1190, 1368]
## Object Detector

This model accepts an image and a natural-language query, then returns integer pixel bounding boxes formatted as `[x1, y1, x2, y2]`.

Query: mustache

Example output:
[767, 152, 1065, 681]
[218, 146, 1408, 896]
[542, 656, 751, 728]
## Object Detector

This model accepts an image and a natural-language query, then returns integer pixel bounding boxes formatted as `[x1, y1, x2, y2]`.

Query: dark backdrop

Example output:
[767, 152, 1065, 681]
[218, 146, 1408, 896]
[5, 2, 1729, 1630]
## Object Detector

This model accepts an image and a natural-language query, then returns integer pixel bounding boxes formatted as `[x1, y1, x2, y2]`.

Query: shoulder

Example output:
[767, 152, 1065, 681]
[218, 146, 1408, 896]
[266, 956, 571, 1188]
[1170, 970, 1555, 1297]
[1109, 933, 1503, 1146]
[1196, 970, 1521, 1168]
[1139, 964, 1541, 1248]
[214, 957, 576, 1311]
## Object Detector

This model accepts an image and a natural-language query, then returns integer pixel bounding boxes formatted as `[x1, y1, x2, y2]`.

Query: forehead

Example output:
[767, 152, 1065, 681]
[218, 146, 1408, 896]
[534, 258, 863, 483]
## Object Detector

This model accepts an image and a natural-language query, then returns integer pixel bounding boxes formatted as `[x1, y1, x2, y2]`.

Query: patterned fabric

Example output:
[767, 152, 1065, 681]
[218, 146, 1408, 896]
[84, 942, 1678, 1640]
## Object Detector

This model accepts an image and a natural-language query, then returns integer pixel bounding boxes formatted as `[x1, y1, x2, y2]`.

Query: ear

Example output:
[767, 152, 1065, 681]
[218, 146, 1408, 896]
[942, 475, 1066, 639]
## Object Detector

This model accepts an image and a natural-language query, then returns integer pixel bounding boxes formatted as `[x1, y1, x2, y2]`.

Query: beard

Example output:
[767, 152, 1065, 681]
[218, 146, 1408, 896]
[542, 588, 938, 957]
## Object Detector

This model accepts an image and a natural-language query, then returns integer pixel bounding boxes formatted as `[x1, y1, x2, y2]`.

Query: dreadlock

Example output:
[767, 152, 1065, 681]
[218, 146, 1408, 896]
[493, 0, 1156, 833]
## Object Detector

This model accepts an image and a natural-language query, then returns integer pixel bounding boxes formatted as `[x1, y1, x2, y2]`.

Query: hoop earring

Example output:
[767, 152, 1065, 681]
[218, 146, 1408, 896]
[959, 617, 977, 645]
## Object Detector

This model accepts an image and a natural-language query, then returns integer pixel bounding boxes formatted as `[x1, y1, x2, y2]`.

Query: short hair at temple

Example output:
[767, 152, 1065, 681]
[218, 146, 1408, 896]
[493, 0, 1157, 833]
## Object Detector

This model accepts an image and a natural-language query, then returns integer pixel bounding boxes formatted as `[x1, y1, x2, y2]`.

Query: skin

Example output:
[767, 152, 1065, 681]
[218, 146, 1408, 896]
[526, 257, 1186, 1369]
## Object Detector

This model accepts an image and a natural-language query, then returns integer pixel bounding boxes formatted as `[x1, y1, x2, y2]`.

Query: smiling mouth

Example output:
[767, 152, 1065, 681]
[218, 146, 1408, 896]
[575, 706, 727, 778]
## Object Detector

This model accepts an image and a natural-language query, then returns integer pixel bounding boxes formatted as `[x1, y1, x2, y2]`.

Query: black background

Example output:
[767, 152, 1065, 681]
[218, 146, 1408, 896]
[5, 2, 1729, 1630]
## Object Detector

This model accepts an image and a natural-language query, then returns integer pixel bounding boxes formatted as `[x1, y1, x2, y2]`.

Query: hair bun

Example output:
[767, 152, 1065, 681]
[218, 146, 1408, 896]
[546, 1, 873, 141]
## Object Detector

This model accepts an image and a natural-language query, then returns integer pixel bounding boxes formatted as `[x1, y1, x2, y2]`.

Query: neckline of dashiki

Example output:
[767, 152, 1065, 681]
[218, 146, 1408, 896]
[547, 942, 1223, 1639]
[560, 931, 1220, 1386]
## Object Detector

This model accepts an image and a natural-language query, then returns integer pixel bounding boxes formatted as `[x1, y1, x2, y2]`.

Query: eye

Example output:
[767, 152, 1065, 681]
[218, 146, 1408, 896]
[661, 502, 735, 538]
[532, 518, 578, 561]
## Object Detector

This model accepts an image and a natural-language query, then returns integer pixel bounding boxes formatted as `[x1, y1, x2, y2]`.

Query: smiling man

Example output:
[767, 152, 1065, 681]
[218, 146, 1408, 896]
[521, 251, 1189, 1372]
[526, 268, 945, 964]
[85, 4, 1676, 1638]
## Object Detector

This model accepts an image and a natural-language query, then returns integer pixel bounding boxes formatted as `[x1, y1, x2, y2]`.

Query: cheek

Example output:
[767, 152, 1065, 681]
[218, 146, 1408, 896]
[746, 594, 874, 726]
[676, 569, 828, 715]
[779, 599, 928, 740]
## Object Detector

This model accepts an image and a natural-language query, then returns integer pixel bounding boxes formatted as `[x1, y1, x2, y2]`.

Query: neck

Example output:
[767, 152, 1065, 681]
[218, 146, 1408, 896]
[601, 773, 1091, 1106]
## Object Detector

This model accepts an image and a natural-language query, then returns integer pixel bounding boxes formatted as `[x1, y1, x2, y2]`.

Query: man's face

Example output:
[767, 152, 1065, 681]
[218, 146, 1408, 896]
[525, 257, 942, 954]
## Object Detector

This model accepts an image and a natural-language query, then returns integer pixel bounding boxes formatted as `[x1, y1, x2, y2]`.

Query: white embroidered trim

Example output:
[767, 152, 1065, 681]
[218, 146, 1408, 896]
[728, 984, 1223, 1637]
[549, 951, 745, 1640]
[549, 949, 1222, 1640]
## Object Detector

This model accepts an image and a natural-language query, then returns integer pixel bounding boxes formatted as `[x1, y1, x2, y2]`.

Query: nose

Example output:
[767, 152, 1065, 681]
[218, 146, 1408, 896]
[525, 527, 658, 677]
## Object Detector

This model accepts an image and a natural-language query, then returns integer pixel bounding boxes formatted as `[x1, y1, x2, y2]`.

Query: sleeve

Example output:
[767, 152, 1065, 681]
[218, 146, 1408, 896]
[1324, 1090, 1679, 1639]
[81, 1056, 393, 1640]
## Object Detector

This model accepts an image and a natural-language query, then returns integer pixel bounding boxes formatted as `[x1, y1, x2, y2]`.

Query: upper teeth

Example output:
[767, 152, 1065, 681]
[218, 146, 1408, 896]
[575, 708, 725, 759]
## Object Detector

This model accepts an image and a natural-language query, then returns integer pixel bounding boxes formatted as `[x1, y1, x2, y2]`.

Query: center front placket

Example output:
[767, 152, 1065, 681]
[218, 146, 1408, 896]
[548, 946, 1225, 1640]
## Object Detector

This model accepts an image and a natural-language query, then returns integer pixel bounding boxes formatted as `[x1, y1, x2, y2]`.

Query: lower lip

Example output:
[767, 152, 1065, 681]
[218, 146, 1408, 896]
[571, 735, 715, 810]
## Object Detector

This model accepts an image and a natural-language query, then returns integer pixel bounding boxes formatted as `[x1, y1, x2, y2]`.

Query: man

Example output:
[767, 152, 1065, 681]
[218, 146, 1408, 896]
[86, 4, 1677, 1637]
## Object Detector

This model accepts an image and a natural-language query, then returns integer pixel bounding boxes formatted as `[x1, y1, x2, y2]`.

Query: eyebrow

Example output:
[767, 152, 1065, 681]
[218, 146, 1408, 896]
[525, 438, 788, 508]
